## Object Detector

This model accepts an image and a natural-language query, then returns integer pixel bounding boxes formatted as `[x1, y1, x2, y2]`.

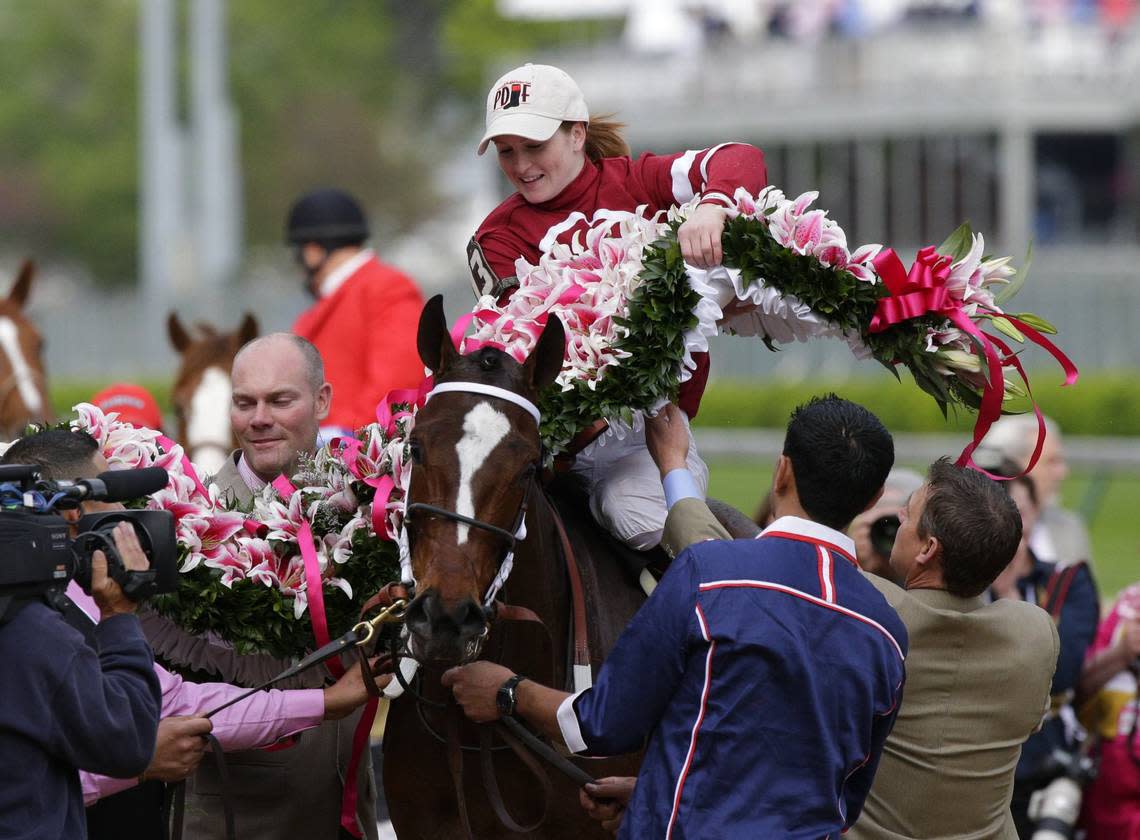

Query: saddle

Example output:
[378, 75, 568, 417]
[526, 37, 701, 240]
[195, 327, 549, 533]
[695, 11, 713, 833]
[542, 475, 760, 591]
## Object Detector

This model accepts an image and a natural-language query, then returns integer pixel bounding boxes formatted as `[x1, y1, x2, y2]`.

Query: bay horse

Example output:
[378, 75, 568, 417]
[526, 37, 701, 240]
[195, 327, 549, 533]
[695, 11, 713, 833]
[167, 311, 258, 476]
[0, 261, 52, 438]
[382, 296, 648, 839]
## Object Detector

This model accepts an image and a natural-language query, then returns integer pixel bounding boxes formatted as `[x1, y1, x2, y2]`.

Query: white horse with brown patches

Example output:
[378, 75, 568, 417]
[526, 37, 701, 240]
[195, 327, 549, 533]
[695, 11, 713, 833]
[167, 312, 258, 476]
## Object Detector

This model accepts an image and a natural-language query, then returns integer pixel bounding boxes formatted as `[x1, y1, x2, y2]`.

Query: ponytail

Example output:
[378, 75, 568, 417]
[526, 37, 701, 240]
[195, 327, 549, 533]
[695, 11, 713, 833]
[561, 114, 629, 162]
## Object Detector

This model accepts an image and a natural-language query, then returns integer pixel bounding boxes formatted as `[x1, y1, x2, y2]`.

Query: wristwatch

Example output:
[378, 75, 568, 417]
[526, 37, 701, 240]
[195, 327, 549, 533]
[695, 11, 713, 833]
[496, 674, 527, 718]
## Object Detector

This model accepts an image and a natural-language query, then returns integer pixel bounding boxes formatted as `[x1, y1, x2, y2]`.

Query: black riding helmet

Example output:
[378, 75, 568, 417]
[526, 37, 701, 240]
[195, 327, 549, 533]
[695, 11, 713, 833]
[284, 188, 369, 248]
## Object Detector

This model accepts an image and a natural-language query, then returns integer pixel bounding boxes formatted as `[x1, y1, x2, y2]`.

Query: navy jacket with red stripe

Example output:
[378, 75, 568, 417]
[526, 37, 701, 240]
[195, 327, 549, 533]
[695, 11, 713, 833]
[559, 516, 907, 839]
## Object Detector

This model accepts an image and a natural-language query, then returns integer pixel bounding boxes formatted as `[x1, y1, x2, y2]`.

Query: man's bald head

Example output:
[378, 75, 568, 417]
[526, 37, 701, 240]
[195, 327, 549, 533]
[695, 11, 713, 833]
[230, 333, 332, 482]
[233, 333, 325, 392]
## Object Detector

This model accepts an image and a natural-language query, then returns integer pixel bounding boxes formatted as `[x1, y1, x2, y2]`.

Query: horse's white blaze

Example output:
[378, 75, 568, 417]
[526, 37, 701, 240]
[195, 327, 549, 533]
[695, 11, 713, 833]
[454, 402, 510, 545]
[0, 317, 42, 414]
[187, 366, 232, 476]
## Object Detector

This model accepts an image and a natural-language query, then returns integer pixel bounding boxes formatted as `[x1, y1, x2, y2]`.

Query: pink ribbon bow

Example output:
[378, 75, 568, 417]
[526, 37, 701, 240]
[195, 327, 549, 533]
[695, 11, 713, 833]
[869, 247, 1078, 477]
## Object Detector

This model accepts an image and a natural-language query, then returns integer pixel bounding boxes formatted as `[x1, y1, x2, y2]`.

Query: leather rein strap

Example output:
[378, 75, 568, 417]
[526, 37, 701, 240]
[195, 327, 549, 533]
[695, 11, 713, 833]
[547, 497, 591, 687]
[166, 588, 405, 840]
[443, 608, 553, 840]
[440, 491, 594, 840]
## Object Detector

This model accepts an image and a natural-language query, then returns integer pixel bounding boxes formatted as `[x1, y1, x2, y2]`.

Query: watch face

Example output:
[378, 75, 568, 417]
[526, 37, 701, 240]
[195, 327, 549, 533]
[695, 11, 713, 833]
[496, 685, 513, 716]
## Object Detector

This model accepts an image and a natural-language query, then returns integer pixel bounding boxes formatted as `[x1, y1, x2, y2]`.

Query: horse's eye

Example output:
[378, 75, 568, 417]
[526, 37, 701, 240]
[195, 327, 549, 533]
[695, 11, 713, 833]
[408, 441, 423, 465]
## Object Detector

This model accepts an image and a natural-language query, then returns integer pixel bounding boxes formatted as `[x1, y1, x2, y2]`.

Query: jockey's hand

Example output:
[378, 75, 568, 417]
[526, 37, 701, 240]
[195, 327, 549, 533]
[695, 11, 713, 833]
[323, 657, 392, 720]
[442, 662, 514, 723]
[645, 403, 690, 478]
[580, 776, 636, 834]
[142, 716, 212, 783]
[678, 203, 727, 269]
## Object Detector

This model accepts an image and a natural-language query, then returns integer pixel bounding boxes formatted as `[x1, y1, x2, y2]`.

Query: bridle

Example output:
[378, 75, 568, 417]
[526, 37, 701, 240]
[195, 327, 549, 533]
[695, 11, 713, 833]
[401, 380, 543, 612]
[385, 380, 604, 839]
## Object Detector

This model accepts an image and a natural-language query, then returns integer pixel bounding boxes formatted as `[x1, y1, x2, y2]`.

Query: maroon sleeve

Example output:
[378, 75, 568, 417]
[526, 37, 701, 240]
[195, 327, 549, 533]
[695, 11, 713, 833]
[678, 352, 710, 419]
[633, 143, 768, 210]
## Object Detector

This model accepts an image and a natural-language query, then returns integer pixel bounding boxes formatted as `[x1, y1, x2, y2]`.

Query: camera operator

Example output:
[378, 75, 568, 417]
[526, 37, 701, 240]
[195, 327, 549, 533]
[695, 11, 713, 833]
[1, 429, 389, 840]
[849, 467, 924, 583]
[990, 466, 1100, 839]
[0, 464, 162, 838]
[1072, 584, 1140, 838]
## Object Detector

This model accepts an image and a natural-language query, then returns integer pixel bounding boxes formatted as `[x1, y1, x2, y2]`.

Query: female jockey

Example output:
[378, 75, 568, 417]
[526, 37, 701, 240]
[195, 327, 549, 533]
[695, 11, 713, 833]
[467, 62, 767, 552]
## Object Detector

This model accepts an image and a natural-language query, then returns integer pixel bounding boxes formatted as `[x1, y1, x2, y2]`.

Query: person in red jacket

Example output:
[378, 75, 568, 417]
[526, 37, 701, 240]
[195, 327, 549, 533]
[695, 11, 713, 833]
[288, 188, 425, 438]
[468, 62, 767, 553]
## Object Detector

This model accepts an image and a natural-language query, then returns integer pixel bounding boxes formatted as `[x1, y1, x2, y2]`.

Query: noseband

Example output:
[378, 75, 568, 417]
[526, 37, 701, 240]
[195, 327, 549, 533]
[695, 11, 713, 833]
[402, 381, 542, 609]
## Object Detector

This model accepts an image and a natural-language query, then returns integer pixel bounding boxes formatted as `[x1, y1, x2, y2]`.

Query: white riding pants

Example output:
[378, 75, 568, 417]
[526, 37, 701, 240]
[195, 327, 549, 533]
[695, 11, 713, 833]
[568, 413, 709, 551]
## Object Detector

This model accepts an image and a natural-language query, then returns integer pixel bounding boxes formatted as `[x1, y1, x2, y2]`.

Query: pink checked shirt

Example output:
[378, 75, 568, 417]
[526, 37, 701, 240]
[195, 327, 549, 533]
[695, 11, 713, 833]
[69, 583, 325, 805]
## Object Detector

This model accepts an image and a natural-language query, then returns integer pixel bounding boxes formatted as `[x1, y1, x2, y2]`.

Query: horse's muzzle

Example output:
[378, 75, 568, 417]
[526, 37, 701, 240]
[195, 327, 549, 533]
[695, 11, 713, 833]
[404, 589, 489, 664]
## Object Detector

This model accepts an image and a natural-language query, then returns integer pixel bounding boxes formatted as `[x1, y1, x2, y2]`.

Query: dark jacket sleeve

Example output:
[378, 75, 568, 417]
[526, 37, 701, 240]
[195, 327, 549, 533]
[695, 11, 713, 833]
[841, 691, 903, 829]
[48, 613, 162, 778]
[570, 550, 698, 755]
[1052, 563, 1100, 694]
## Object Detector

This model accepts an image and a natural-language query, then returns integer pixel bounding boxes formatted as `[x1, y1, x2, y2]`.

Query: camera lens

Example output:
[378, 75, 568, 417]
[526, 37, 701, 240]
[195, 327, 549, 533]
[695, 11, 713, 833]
[869, 515, 900, 559]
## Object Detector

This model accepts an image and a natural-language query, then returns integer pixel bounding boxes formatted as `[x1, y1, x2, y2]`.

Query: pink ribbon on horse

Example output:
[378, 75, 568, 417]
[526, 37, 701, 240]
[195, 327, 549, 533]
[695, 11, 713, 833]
[450, 311, 475, 350]
[270, 474, 342, 678]
[868, 247, 1078, 477]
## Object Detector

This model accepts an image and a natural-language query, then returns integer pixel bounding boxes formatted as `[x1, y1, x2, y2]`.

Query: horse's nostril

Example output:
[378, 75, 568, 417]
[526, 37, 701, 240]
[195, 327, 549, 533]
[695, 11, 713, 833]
[454, 600, 487, 637]
[407, 592, 486, 643]
[404, 596, 431, 636]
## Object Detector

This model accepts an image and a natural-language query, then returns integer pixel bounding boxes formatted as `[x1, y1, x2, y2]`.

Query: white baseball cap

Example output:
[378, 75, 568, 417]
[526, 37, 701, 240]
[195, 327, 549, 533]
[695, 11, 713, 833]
[477, 63, 590, 155]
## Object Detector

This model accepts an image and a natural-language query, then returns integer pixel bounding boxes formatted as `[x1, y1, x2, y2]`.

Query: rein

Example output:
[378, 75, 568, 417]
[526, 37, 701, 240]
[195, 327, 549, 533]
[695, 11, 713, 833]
[166, 594, 408, 840]
[395, 379, 600, 838]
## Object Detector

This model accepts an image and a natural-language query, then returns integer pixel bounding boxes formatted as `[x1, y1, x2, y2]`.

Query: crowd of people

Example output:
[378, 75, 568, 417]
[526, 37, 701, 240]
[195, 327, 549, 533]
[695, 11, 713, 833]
[0, 60, 1133, 840]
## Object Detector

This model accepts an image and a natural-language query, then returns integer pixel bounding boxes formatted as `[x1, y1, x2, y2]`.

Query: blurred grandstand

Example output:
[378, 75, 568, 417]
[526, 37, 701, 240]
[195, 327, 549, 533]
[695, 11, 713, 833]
[15, 0, 1140, 380]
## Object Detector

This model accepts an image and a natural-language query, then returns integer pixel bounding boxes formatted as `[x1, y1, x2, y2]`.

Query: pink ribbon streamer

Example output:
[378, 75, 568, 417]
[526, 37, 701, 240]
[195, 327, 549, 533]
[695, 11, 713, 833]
[270, 475, 341, 677]
[157, 434, 211, 500]
[339, 696, 380, 836]
[267, 474, 371, 837]
[869, 247, 1078, 477]
[327, 380, 431, 541]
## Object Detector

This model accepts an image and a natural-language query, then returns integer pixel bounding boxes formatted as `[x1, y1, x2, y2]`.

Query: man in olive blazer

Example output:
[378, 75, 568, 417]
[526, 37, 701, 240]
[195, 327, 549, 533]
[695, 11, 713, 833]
[649, 405, 1059, 840]
[142, 335, 378, 840]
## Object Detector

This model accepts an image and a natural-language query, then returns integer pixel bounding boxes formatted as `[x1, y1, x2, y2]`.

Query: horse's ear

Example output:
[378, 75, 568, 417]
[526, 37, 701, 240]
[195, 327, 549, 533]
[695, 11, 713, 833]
[236, 312, 259, 348]
[8, 260, 34, 308]
[168, 312, 192, 353]
[417, 294, 457, 374]
[524, 314, 565, 392]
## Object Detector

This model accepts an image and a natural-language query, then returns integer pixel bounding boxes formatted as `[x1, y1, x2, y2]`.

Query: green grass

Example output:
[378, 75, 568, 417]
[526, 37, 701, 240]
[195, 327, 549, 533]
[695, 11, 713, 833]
[695, 373, 1140, 437]
[707, 460, 1140, 601]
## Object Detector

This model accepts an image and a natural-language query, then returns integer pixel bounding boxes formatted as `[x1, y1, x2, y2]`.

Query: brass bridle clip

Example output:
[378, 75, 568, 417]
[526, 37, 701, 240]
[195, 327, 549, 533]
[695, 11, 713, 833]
[351, 598, 409, 649]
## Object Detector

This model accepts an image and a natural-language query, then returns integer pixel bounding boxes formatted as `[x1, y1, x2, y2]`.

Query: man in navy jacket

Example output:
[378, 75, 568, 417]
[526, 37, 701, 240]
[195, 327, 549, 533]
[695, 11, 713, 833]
[444, 395, 908, 838]
[0, 521, 162, 839]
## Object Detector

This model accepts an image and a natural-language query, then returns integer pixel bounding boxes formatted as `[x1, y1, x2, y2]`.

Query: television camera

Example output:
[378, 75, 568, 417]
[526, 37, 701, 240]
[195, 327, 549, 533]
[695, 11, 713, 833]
[0, 463, 176, 621]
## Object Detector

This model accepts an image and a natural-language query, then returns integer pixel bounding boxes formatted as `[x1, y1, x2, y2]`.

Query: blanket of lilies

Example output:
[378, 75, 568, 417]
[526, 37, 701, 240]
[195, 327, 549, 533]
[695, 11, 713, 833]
[466, 187, 1059, 455]
[71, 403, 406, 659]
[68, 183, 1068, 660]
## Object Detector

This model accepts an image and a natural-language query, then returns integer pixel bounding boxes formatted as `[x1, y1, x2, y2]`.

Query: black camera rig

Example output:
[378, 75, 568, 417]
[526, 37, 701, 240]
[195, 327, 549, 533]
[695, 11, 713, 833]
[0, 463, 176, 623]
